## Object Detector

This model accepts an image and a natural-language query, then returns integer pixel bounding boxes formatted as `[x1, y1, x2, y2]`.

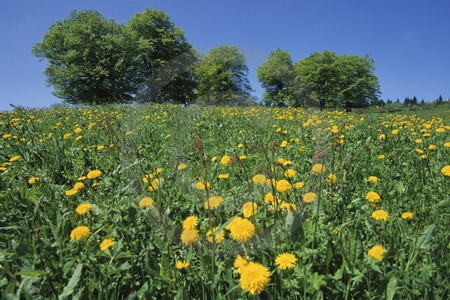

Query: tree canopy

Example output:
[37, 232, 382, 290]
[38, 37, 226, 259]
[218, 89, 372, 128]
[194, 46, 253, 106]
[33, 9, 195, 105]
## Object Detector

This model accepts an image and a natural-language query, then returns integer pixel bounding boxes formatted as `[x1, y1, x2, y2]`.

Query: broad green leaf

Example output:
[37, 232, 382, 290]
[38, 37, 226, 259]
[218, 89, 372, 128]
[59, 262, 83, 299]
[386, 275, 397, 300]
[416, 224, 435, 250]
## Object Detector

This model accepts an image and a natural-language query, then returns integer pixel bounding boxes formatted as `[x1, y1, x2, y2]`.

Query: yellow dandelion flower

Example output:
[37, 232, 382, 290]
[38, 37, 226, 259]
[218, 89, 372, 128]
[280, 140, 288, 147]
[228, 218, 255, 242]
[239, 262, 271, 295]
[66, 189, 78, 196]
[195, 180, 211, 190]
[366, 191, 381, 203]
[204, 196, 224, 210]
[100, 238, 115, 251]
[284, 169, 296, 178]
[70, 226, 90, 241]
[218, 173, 229, 179]
[252, 174, 266, 184]
[368, 245, 386, 260]
[180, 228, 199, 245]
[280, 202, 297, 212]
[75, 203, 92, 215]
[73, 182, 85, 190]
[276, 179, 292, 193]
[368, 176, 380, 183]
[97, 145, 105, 150]
[265, 178, 277, 187]
[221, 155, 234, 166]
[142, 174, 153, 182]
[275, 253, 297, 270]
[371, 210, 389, 221]
[264, 193, 281, 205]
[303, 192, 317, 203]
[183, 216, 198, 229]
[415, 139, 423, 143]
[175, 260, 190, 270]
[377, 155, 385, 159]
[206, 227, 225, 243]
[441, 165, 450, 176]
[436, 128, 445, 133]
[311, 164, 326, 174]
[237, 143, 244, 148]
[391, 129, 399, 135]
[444, 142, 450, 147]
[74, 127, 82, 133]
[177, 164, 187, 170]
[379, 134, 386, 140]
[87, 170, 102, 179]
[326, 174, 338, 184]
[401, 212, 414, 219]
[75, 135, 83, 141]
[139, 197, 154, 207]
[9, 156, 21, 162]
[428, 145, 437, 150]
[211, 156, 218, 162]
[28, 177, 39, 184]
[242, 202, 258, 218]
[239, 155, 247, 160]
[77, 176, 87, 181]
[294, 182, 305, 189]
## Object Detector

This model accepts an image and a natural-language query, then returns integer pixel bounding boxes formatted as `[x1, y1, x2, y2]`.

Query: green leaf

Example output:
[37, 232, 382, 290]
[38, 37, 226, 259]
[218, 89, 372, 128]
[386, 275, 397, 300]
[416, 224, 435, 250]
[15, 270, 47, 277]
[59, 262, 83, 299]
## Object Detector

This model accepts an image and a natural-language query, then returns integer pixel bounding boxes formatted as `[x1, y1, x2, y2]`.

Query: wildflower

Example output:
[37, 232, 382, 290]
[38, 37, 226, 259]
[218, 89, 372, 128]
[9, 156, 20, 162]
[264, 193, 281, 205]
[280, 140, 288, 147]
[87, 170, 102, 179]
[218, 173, 229, 179]
[70, 226, 90, 240]
[195, 180, 211, 190]
[204, 196, 224, 210]
[221, 155, 234, 166]
[436, 128, 445, 133]
[275, 253, 297, 270]
[379, 134, 386, 140]
[242, 202, 258, 218]
[97, 145, 105, 150]
[77, 176, 87, 181]
[391, 129, 399, 135]
[28, 177, 39, 184]
[175, 260, 190, 270]
[239, 155, 247, 160]
[239, 262, 271, 295]
[368, 176, 380, 183]
[415, 139, 423, 143]
[183, 216, 198, 229]
[149, 179, 161, 191]
[0, 167, 6, 171]
[100, 238, 115, 251]
[368, 245, 386, 260]
[276, 180, 292, 193]
[366, 191, 381, 203]
[294, 182, 305, 189]
[441, 165, 450, 176]
[326, 174, 338, 184]
[180, 228, 199, 245]
[139, 197, 154, 207]
[177, 164, 187, 170]
[155, 168, 163, 173]
[252, 174, 266, 184]
[73, 182, 85, 190]
[228, 218, 255, 242]
[206, 227, 225, 243]
[234, 255, 249, 273]
[74, 127, 82, 133]
[75, 203, 92, 215]
[371, 210, 389, 221]
[401, 212, 414, 219]
[428, 145, 437, 150]
[211, 156, 218, 162]
[66, 189, 78, 196]
[237, 143, 244, 148]
[311, 164, 326, 174]
[75, 136, 83, 140]
[279, 202, 297, 212]
[284, 169, 296, 178]
[444, 142, 450, 147]
[265, 178, 276, 187]
[142, 174, 153, 182]
[303, 192, 317, 203]
[378, 155, 385, 159]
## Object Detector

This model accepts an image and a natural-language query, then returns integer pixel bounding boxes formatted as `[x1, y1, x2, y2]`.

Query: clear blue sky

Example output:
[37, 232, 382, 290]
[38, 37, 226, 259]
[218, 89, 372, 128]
[1, 0, 449, 111]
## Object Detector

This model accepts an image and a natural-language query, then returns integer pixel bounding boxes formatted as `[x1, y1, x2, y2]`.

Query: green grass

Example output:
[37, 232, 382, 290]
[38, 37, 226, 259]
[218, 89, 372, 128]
[0, 104, 449, 299]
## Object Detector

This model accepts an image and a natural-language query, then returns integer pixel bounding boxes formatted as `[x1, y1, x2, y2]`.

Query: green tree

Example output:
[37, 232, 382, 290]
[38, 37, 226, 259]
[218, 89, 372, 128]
[294, 50, 381, 110]
[257, 49, 296, 106]
[194, 46, 253, 106]
[33, 9, 195, 105]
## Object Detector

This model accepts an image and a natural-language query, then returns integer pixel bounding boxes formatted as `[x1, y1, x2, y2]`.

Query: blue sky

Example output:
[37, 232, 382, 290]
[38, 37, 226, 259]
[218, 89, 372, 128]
[1, 0, 449, 111]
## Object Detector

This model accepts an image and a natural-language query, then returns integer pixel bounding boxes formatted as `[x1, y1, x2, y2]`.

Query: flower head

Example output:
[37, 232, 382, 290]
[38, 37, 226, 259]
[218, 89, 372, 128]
[276, 179, 292, 193]
[100, 238, 115, 251]
[75, 203, 92, 215]
[218, 173, 229, 179]
[234, 254, 249, 273]
[183, 216, 198, 229]
[401, 212, 414, 219]
[371, 210, 389, 221]
[180, 228, 199, 245]
[441, 165, 450, 176]
[284, 169, 296, 178]
[366, 191, 381, 203]
[242, 202, 258, 218]
[195, 180, 211, 190]
[206, 227, 225, 243]
[368, 245, 386, 260]
[275, 253, 297, 270]
[228, 218, 255, 242]
[368, 176, 380, 183]
[73, 182, 85, 190]
[326, 174, 338, 184]
[311, 164, 326, 174]
[9, 156, 21, 162]
[87, 170, 102, 179]
[139, 197, 154, 207]
[177, 164, 187, 170]
[221, 155, 234, 166]
[252, 174, 267, 184]
[239, 262, 271, 295]
[303, 192, 317, 203]
[175, 260, 190, 270]
[70, 226, 90, 240]
[66, 189, 78, 196]
[204, 196, 224, 210]
[28, 177, 39, 184]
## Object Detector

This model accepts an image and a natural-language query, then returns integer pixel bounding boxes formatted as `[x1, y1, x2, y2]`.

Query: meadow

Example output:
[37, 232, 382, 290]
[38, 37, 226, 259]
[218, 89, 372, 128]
[0, 104, 449, 299]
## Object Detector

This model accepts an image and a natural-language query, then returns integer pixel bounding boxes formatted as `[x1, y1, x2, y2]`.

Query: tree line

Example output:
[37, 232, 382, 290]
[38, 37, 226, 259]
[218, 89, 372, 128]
[33, 8, 383, 109]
